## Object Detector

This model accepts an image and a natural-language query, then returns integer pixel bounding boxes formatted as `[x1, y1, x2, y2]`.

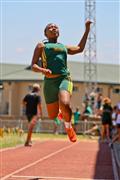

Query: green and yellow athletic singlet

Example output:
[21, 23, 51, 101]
[42, 42, 73, 104]
[41, 42, 69, 75]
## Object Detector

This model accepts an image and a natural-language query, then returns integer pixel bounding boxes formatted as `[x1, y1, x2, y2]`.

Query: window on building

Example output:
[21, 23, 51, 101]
[96, 87, 103, 93]
[28, 85, 33, 91]
[113, 88, 120, 94]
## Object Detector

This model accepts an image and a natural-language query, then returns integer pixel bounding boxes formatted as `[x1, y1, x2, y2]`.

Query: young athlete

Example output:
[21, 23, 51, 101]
[23, 83, 42, 146]
[31, 21, 92, 142]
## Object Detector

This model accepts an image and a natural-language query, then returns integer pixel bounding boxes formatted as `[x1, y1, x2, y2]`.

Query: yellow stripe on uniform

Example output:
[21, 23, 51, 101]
[68, 81, 73, 95]
[41, 49, 47, 68]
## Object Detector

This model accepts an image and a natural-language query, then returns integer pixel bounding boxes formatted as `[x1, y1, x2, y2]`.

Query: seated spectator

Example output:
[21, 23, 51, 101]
[81, 101, 92, 120]
[84, 122, 101, 137]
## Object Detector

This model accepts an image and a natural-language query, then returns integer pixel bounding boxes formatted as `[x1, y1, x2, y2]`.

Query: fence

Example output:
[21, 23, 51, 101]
[0, 118, 101, 134]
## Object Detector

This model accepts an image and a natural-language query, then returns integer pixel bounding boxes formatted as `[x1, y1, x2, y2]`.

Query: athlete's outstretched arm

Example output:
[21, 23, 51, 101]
[67, 20, 92, 55]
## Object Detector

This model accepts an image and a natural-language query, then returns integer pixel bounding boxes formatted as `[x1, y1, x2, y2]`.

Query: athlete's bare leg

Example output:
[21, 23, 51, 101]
[25, 116, 37, 146]
[46, 101, 59, 119]
[59, 90, 77, 142]
[59, 90, 72, 122]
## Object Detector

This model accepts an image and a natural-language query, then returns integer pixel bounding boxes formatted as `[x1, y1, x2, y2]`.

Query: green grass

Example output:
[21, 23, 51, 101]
[0, 133, 98, 149]
[0, 133, 26, 149]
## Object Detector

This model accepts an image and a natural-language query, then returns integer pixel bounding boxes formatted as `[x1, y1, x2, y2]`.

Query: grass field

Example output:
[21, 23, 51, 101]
[0, 133, 98, 149]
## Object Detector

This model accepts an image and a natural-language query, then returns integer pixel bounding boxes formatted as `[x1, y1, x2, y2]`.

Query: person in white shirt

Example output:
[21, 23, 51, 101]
[109, 104, 120, 147]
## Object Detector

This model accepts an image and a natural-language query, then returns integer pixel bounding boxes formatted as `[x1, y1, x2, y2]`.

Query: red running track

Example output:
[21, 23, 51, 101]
[0, 140, 114, 180]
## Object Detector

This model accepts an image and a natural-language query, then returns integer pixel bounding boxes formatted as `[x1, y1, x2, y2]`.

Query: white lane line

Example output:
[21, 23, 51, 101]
[10, 175, 113, 180]
[1, 142, 79, 180]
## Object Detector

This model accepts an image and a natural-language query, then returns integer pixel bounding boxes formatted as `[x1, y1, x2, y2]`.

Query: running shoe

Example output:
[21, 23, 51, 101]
[24, 141, 32, 147]
[65, 127, 77, 142]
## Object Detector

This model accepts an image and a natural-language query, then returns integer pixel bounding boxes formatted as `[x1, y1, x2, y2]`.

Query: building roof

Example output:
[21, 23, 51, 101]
[1, 63, 44, 82]
[1, 62, 120, 84]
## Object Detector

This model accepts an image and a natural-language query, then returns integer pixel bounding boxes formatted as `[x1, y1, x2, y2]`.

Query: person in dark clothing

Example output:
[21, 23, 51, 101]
[95, 93, 103, 115]
[101, 97, 112, 142]
[23, 83, 42, 146]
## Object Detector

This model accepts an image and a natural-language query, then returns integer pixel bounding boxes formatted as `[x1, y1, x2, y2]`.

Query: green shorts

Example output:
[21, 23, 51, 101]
[43, 75, 73, 104]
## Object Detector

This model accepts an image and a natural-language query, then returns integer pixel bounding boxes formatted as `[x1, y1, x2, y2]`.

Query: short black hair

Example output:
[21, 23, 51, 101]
[44, 23, 53, 36]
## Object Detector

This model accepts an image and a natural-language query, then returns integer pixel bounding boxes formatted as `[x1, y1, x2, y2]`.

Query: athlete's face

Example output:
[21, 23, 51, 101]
[44, 23, 59, 39]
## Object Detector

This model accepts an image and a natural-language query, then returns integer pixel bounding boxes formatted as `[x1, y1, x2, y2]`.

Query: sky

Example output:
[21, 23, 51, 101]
[0, 0, 120, 65]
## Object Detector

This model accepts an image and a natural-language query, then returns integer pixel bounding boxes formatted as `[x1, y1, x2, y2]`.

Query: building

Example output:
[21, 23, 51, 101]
[0, 62, 120, 118]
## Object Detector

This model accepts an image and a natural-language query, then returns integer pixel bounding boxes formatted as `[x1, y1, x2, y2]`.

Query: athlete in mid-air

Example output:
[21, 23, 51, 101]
[31, 20, 92, 142]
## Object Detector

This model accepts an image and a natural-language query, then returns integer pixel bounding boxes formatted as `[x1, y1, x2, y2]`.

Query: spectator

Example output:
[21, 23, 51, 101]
[111, 105, 118, 136]
[81, 101, 93, 133]
[100, 97, 112, 143]
[95, 93, 103, 115]
[90, 92, 96, 112]
[81, 101, 92, 118]
[73, 107, 80, 133]
[84, 121, 101, 137]
[109, 104, 120, 147]
[23, 83, 42, 146]
[82, 93, 90, 104]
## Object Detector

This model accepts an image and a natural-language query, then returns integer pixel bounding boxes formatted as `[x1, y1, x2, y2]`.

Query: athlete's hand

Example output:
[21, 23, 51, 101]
[85, 20, 92, 30]
[41, 68, 52, 75]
